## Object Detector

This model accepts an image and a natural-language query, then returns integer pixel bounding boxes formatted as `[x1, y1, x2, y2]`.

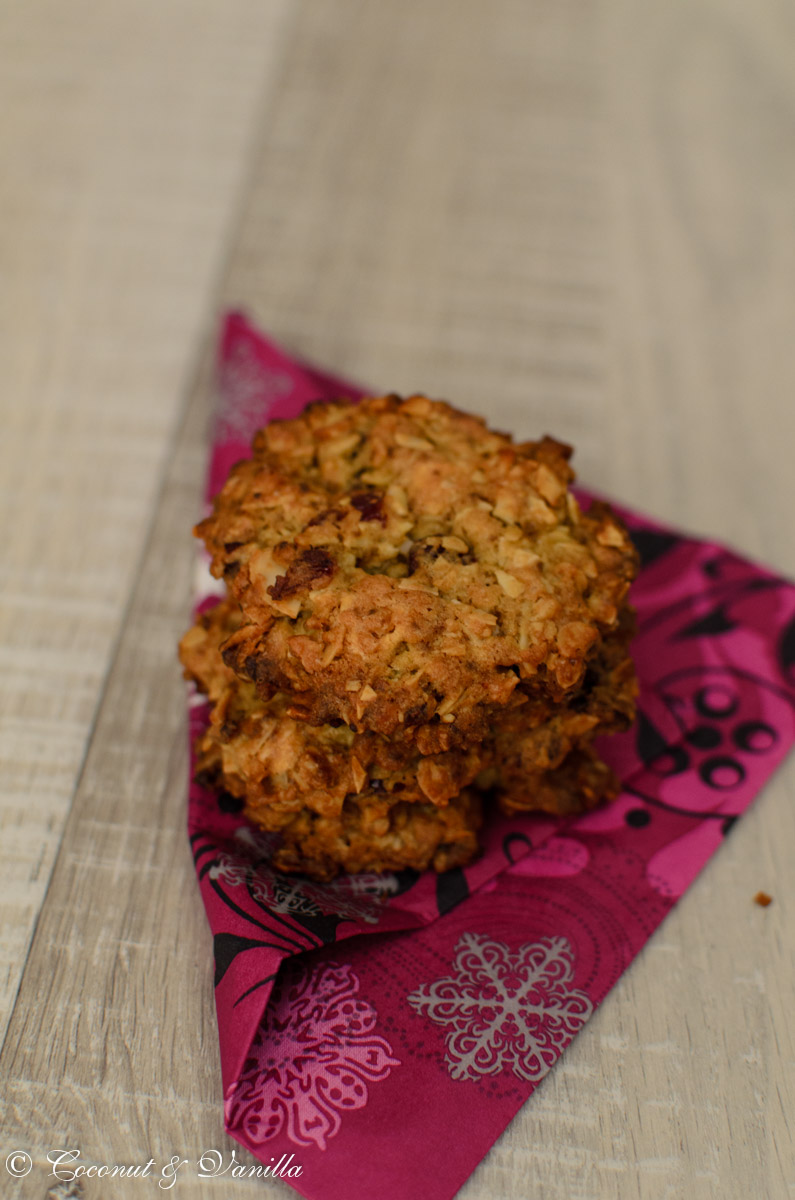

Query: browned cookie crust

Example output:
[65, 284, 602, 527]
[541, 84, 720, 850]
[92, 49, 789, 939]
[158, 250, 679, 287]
[192, 735, 611, 881]
[182, 604, 624, 879]
[495, 744, 619, 818]
[180, 599, 493, 815]
[197, 395, 637, 751]
[268, 789, 484, 881]
[180, 597, 636, 823]
[491, 604, 637, 784]
[191, 723, 482, 881]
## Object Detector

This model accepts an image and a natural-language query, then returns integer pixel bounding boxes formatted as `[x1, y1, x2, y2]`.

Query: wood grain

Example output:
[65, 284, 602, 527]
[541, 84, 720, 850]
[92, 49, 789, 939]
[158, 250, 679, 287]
[0, 0, 296, 1040]
[1, 0, 793, 1197]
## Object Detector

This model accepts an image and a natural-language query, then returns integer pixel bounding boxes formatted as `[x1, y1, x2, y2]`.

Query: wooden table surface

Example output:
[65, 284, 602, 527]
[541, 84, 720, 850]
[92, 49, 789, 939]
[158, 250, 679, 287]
[1, 1, 793, 1197]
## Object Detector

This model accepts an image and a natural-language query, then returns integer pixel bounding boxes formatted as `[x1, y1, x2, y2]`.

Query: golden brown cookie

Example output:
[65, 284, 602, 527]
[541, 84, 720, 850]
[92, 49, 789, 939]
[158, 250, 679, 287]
[197, 395, 638, 751]
[495, 744, 619, 818]
[192, 735, 612, 880]
[180, 599, 493, 815]
[491, 604, 637, 782]
[180, 597, 635, 823]
[183, 607, 623, 878]
[269, 789, 484, 881]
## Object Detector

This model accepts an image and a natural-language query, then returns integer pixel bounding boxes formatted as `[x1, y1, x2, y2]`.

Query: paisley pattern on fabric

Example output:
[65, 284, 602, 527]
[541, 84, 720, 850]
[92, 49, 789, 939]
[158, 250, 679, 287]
[225, 960, 400, 1151]
[209, 828, 395, 925]
[182, 314, 795, 1200]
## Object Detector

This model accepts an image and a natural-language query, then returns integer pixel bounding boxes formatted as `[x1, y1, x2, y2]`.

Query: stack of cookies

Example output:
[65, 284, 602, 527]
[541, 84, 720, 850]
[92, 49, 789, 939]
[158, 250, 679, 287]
[179, 395, 638, 880]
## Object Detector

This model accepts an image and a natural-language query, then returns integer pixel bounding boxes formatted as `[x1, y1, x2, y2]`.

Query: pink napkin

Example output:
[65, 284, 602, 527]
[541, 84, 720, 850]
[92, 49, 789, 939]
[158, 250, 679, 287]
[187, 312, 795, 1199]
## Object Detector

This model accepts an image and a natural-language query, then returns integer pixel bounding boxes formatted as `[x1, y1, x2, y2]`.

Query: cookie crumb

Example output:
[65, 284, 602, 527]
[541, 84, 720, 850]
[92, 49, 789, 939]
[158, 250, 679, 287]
[754, 891, 773, 907]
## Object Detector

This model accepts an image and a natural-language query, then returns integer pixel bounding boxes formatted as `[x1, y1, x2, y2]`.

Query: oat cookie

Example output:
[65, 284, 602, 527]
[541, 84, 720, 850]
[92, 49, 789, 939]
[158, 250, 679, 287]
[192, 732, 612, 880]
[496, 745, 619, 818]
[180, 597, 635, 822]
[267, 789, 484, 881]
[180, 599, 493, 815]
[198, 395, 638, 750]
[491, 605, 636, 784]
[192, 725, 482, 881]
